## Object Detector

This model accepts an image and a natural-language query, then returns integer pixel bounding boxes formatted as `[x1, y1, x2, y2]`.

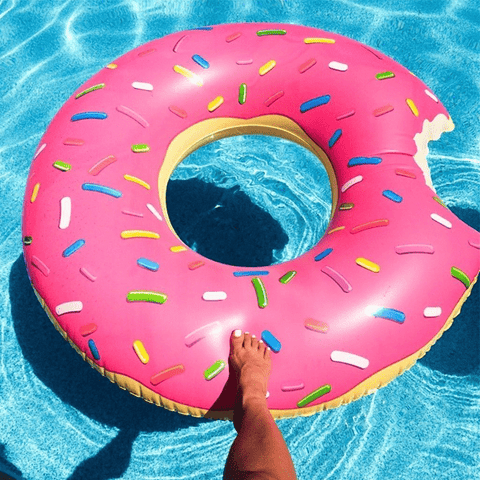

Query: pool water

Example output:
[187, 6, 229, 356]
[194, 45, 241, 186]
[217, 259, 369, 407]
[1, 1, 479, 479]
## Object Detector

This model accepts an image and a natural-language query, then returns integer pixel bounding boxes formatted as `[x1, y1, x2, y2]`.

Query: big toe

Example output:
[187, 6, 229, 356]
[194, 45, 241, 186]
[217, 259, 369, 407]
[230, 329, 244, 352]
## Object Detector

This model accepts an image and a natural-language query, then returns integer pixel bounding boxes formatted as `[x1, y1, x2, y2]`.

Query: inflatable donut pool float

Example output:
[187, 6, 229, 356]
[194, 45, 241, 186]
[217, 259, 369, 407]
[22, 23, 479, 419]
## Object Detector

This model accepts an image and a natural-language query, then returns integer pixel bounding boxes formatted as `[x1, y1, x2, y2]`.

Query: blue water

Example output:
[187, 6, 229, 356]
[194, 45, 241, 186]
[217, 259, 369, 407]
[1, 0, 479, 479]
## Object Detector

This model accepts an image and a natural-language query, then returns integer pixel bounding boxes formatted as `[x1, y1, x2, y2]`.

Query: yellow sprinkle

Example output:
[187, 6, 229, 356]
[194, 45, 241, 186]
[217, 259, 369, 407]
[170, 245, 187, 252]
[106, 63, 117, 69]
[30, 183, 40, 202]
[259, 60, 276, 76]
[208, 96, 224, 112]
[327, 226, 345, 234]
[356, 257, 380, 273]
[124, 174, 151, 190]
[121, 230, 160, 239]
[133, 340, 149, 364]
[304, 37, 335, 44]
[406, 98, 419, 116]
[173, 64, 203, 86]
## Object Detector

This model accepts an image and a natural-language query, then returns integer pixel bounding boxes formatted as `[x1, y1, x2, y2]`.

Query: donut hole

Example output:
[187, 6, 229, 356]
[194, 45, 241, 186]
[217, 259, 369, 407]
[166, 134, 332, 267]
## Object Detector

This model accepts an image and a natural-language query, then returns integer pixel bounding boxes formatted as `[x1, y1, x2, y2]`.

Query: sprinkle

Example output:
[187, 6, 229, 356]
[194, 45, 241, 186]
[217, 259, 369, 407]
[185, 321, 221, 347]
[376, 71, 395, 80]
[279, 271, 296, 284]
[382, 190, 403, 202]
[75, 83, 105, 99]
[337, 110, 355, 120]
[59, 197, 71, 229]
[259, 60, 276, 76]
[331, 351, 369, 369]
[63, 138, 84, 146]
[264, 90, 284, 107]
[127, 291, 167, 303]
[23, 236, 32, 245]
[80, 323, 97, 336]
[321, 266, 352, 292]
[208, 96, 224, 112]
[314, 248, 333, 261]
[203, 291, 227, 301]
[328, 61, 348, 71]
[88, 155, 117, 175]
[124, 174, 150, 189]
[351, 219, 389, 234]
[365, 305, 405, 323]
[34, 143, 46, 159]
[150, 365, 185, 386]
[406, 98, 419, 116]
[339, 203, 354, 210]
[170, 245, 187, 252]
[341, 175, 363, 192]
[424, 307, 442, 318]
[138, 48, 156, 57]
[374, 105, 394, 117]
[236, 59, 253, 65]
[433, 196, 447, 207]
[168, 105, 187, 118]
[122, 210, 143, 217]
[106, 63, 117, 69]
[304, 318, 329, 333]
[137, 258, 159, 271]
[395, 244, 434, 255]
[238, 83, 247, 104]
[451, 266, 471, 288]
[204, 360, 226, 380]
[304, 37, 335, 44]
[233, 270, 269, 277]
[79, 267, 97, 282]
[300, 95, 330, 113]
[257, 29, 286, 36]
[425, 89, 439, 102]
[71, 112, 107, 121]
[121, 230, 160, 239]
[252, 277, 268, 308]
[53, 160, 71, 171]
[297, 384, 331, 408]
[299, 58, 317, 73]
[348, 157, 382, 167]
[431, 213, 452, 229]
[146, 203, 163, 221]
[82, 183, 122, 198]
[133, 340, 149, 364]
[116, 105, 149, 127]
[173, 65, 203, 86]
[62, 239, 85, 257]
[356, 257, 380, 273]
[192, 54, 209, 69]
[261, 330, 281, 352]
[226, 32, 242, 42]
[468, 239, 480, 249]
[88, 339, 100, 360]
[131, 143, 150, 153]
[327, 226, 345, 234]
[31, 256, 50, 276]
[31, 183, 40, 202]
[395, 169, 416, 179]
[328, 129, 342, 147]
[55, 301, 83, 316]
[173, 35, 188, 53]
[281, 381, 305, 392]
[188, 261, 205, 270]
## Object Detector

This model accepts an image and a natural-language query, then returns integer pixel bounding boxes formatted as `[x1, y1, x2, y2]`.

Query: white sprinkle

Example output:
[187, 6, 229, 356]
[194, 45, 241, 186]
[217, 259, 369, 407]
[425, 89, 439, 103]
[202, 291, 227, 301]
[331, 350, 369, 369]
[341, 175, 363, 192]
[132, 81, 154, 91]
[34, 143, 46, 159]
[55, 301, 83, 316]
[431, 213, 452, 229]
[329, 61, 348, 71]
[424, 307, 442, 318]
[59, 197, 71, 229]
[147, 203, 163, 221]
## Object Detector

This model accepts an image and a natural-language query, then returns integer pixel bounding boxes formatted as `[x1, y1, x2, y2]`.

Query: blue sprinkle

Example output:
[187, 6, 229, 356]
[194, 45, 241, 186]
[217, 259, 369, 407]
[348, 157, 382, 167]
[233, 271, 270, 277]
[71, 112, 108, 121]
[63, 239, 85, 257]
[370, 307, 405, 323]
[192, 54, 210, 69]
[137, 257, 159, 271]
[382, 190, 403, 203]
[193, 26, 213, 30]
[88, 339, 100, 360]
[300, 95, 330, 113]
[314, 248, 333, 262]
[328, 129, 342, 148]
[261, 330, 282, 353]
[82, 183, 122, 198]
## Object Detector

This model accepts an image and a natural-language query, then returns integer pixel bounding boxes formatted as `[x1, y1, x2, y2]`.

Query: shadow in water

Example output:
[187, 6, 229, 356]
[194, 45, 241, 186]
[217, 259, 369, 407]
[0, 444, 23, 479]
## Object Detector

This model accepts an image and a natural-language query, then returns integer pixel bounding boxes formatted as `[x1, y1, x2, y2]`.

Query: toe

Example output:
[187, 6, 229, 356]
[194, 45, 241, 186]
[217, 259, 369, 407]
[243, 332, 252, 348]
[231, 329, 244, 351]
[251, 335, 259, 349]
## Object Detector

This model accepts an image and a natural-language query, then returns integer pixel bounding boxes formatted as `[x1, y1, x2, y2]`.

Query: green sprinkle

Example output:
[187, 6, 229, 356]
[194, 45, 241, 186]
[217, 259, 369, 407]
[433, 196, 447, 208]
[131, 143, 150, 153]
[204, 360, 226, 381]
[451, 267, 471, 289]
[297, 384, 332, 408]
[257, 29, 287, 36]
[23, 236, 32, 245]
[252, 277, 268, 308]
[126, 291, 167, 303]
[279, 271, 297, 284]
[239, 83, 247, 104]
[75, 83, 105, 99]
[376, 71, 395, 80]
[53, 160, 71, 171]
[339, 203, 354, 210]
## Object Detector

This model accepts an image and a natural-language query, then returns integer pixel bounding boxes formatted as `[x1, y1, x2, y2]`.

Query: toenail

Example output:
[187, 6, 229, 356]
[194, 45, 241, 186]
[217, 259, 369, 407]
[259, 340, 264, 343]
[234, 329, 242, 337]
[245, 331, 249, 335]
[251, 335, 256, 338]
